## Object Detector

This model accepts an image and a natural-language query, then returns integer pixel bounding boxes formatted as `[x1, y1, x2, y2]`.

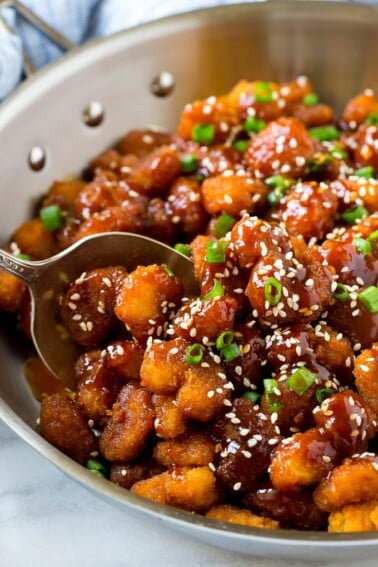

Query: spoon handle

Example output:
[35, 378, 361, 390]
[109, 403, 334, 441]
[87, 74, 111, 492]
[0, 248, 37, 285]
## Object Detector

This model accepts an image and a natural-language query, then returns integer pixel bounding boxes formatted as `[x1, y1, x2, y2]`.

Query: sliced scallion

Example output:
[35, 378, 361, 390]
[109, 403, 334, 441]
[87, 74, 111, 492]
[174, 243, 192, 258]
[333, 282, 349, 301]
[365, 113, 378, 126]
[302, 93, 319, 106]
[202, 279, 225, 300]
[254, 81, 274, 103]
[85, 459, 108, 478]
[353, 237, 372, 255]
[316, 388, 334, 404]
[358, 286, 378, 313]
[232, 139, 249, 152]
[264, 277, 282, 306]
[263, 378, 282, 413]
[354, 166, 375, 179]
[186, 343, 204, 365]
[39, 204, 63, 231]
[192, 123, 215, 144]
[243, 116, 266, 133]
[341, 204, 369, 224]
[206, 240, 227, 264]
[243, 391, 260, 403]
[180, 154, 198, 173]
[213, 213, 236, 238]
[287, 367, 316, 396]
[308, 125, 340, 142]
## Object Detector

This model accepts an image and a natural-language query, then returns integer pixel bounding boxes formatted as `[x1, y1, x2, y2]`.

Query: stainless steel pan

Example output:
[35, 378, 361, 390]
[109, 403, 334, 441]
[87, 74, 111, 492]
[0, 0, 378, 560]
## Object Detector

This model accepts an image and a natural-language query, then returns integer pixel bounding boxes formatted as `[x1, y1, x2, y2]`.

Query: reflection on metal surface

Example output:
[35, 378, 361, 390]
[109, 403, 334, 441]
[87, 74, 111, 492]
[28, 146, 46, 171]
[150, 71, 175, 98]
[83, 101, 105, 127]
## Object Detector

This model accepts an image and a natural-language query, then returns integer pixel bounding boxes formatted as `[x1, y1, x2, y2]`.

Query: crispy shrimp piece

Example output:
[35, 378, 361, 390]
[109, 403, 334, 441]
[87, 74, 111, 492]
[330, 178, 378, 214]
[152, 394, 187, 439]
[115, 264, 184, 343]
[174, 296, 238, 343]
[61, 266, 127, 347]
[12, 218, 57, 259]
[270, 390, 375, 492]
[206, 504, 280, 529]
[110, 460, 165, 490]
[246, 248, 333, 327]
[230, 216, 291, 269]
[177, 95, 238, 143]
[153, 432, 215, 467]
[353, 124, 378, 169]
[0, 270, 26, 312]
[227, 79, 283, 122]
[131, 466, 220, 512]
[201, 172, 268, 217]
[40, 392, 97, 464]
[44, 179, 87, 212]
[342, 91, 378, 128]
[125, 145, 181, 196]
[314, 454, 378, 512]
[328, 501, 378, 532]
[117, 129, 172, 157]
[140, 337, 188, 395]
[245, 116, 315, 179]
[354, 344, 378, 414]
[75, 350, 123, 426]
[176, 361, 231, 422]
[99, 383, 155, 463]
[269, 181, 338, 242]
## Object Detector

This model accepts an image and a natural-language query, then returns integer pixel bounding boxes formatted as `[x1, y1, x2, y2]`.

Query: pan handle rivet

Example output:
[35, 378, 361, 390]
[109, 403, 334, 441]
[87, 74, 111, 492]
[28, 146, 46, 171]
[83, 101, 105, 127]
[150, 71, 175, 97]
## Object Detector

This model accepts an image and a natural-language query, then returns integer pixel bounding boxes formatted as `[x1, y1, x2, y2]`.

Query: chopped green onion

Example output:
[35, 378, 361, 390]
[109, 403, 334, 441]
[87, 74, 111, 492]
[263, 378, 282, 413]
[341, 204, 369, 224]
[365, 113, 378, 126]
[221, 342, 241, 362]
[267, 188, 285, 206]
[265, 175, 293, 191]
[358, 286, 378, 313]
[287, 367, 316, 396]
[192, 123, 215, 144]
[174, 243, 192, 257]
[264, 277, 282, 306]
[202, 279, 224, 300]
[243, 116, 266, 133]
[254, 81, 274, 103]
[353, 237, 372, 255]
[333, 282, 349, 301]
[86, 459, 108, 478]
[213, 213, 236, 238]
[186, 343, 204, 365]
[163, 265, 175, 278]
[353, 166, 375, 179]
[16, 253, 31, 260]
[307, 153, 333, 173]
[216, 330, 235, 350]
[232, 139, 249, 152]
[39, 204, 63, 231]
[308, 125, 340, 142]
[302, 92, 319, 106]
[180, 154, 198, 173]
[243, 391, 260, 403]
[316, 388, 334, 404]
[206, 240, 227, 263]
[330, 147, 348, 160]
[368, 230, 378, 243]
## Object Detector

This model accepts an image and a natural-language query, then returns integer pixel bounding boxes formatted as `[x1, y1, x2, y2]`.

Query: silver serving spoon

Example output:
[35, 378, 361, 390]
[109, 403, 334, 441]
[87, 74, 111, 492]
[0, 232, 197, 386]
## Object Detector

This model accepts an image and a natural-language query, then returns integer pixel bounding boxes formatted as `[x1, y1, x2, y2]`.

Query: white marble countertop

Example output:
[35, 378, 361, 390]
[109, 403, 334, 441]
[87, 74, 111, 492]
[0, 419, 376, 567]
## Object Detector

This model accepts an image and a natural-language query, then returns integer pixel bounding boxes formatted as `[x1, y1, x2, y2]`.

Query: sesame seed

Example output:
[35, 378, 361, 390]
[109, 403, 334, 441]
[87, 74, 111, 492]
[322, 455, 331, 463]
[233, 482, 242, 491]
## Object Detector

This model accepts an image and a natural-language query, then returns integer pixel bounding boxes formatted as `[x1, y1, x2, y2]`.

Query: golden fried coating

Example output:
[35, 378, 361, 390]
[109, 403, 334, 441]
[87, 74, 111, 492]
[153, 433, 215, 467]
[314, 454, 378, 512]
[206, 504, 280, 529]
[354, 344, 378, 415]
[131, 466, 220, 513]
[328, 501, 378, 532]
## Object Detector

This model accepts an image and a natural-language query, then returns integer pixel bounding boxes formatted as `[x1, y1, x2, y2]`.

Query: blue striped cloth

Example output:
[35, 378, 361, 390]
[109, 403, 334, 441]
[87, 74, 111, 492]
[0, 0, 261, 100]
[0, 0, 376, 100]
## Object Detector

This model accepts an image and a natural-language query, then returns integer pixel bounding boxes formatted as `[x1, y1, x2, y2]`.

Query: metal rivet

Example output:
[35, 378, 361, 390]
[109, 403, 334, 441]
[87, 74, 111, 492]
[150, 71, 175, 98]
[28, 146, 46, 171]
[83, 101, 105, 127]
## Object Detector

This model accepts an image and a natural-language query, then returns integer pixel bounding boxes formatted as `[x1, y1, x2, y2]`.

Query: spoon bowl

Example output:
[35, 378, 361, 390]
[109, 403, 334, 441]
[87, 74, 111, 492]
[0, 232, 197, 385]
